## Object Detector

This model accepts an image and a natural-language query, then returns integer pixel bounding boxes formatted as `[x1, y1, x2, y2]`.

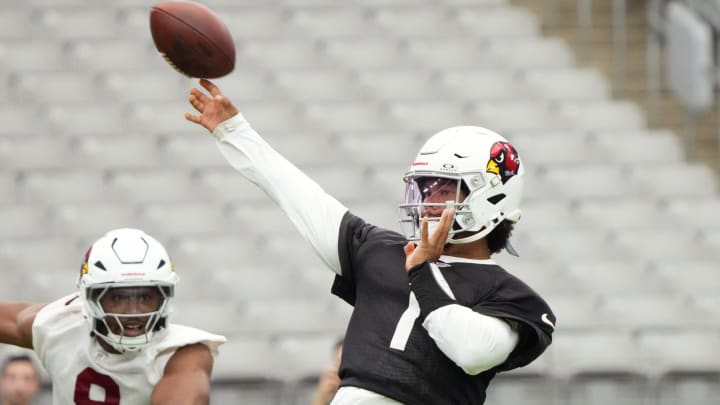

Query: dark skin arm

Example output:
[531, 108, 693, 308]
[151, 343, 215, 405]
[0, 302, 45, 349]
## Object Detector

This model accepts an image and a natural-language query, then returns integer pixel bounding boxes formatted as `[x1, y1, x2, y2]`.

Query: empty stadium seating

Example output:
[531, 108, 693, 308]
[0, 0, 718, 404]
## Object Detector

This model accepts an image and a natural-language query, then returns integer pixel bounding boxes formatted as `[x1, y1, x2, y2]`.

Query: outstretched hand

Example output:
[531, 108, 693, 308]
[184, 79, 239, 134]
[403, 208, 454, 272]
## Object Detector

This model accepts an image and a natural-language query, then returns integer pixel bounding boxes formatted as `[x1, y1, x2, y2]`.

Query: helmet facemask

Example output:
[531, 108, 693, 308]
[85, 283, 174, 354]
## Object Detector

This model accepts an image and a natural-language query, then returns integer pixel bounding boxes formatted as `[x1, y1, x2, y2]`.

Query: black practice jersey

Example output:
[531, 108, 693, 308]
[332, 213, 555, 405]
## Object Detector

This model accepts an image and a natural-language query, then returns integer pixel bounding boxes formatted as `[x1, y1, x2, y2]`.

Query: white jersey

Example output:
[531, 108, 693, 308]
[32, 294, 226, 405]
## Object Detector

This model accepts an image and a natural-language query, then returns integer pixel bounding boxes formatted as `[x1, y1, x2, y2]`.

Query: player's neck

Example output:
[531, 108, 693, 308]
[442, 238, 491, 260]
[96, 338, 122, 355]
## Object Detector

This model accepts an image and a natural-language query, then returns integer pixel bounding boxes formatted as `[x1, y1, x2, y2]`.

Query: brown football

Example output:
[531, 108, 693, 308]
[150, 1, 235, 78]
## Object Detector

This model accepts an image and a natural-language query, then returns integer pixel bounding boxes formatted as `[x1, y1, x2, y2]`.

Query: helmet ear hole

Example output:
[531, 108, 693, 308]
[487, 194, 506, 205]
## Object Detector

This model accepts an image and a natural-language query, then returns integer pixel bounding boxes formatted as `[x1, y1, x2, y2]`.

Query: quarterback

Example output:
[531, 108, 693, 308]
[0, 228, 226, 405]
[185, 79, 555, 405]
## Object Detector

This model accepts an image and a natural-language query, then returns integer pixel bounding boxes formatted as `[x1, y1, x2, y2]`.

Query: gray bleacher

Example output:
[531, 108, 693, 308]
[1, 0, 719, 404]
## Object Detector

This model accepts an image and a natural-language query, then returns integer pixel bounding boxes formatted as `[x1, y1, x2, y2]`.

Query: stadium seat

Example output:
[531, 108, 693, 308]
[0, 40, 68, 73]
[373, 5, 465, 37]
[558, 100, 646, 131]
[593, 129, 684, 164]
[0, 136, 73, 170]
[274, 69, 365, 102]
[404, 38, 492, 69]
[664, 196, 720, 229]
[322, 38, 413, 69]
[239, 101, 305, 132]
[513, 131, 604, 167]
[601, 293, 706, 331]
[0, 204, 49, 239]
[74, 135, 161, 169]
[333, 130, 424, 166]
[455, 5, 540, 38]
[540, 164, 632, 200]
[438, 68, 527, 101]
[356, 68, 441, 101]
[654, 372, 720, 405]
[303, 101, 387, 132]
[158, 134, 227, 169]
[212, 336, 285, 381]
[473, 100, 560, 133]
[106, 168, 200, 203]
[629, 162, 719, 198]
[222, 8, 297, 39]
[489, 37, 573, 69]
[551, 331, 644, 377]
[45, 103, 128, 137]
[15, 169, 111, 204]
[194, 168, 272, 203]
[49, 203, 140, 243]
[97, 71, 187, 103]
[573, 197, 666, 231]
[613, 227, 712, 262]
[519, 199, 581, 232]
[638, 330, 720, 376]
[9, 71, 97, 104]
[232, 298, 347, 335]
[241, 38, 329, 70]
[35, 8, 119, 40]
[385, 100, 473, 132]
[525, 68, 609, 101]
[289, 7, 382, 38]
[563, 259, 665, 296]
[66, 39, 160, 72]
[541, 294, 603, 330]
[651, 260, 720, 296]
[211, 69, 285, 103]
[0, 237, 81, 300]
[0, 9, 33, 40]
[273, 334, 342, 380]
[136, 201, 236, 237]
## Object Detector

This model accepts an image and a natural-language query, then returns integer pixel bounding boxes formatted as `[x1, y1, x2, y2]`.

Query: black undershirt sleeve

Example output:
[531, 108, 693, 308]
[408, 262, 456, 319]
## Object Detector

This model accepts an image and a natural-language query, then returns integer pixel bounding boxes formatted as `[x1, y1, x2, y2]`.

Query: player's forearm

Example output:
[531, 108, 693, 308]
[423, 305, 518, 375]
[151, 371, 210, 405]
[408, 263, 518, 374]
[0, 301, 38, 348]
[213, 114, 347, 274]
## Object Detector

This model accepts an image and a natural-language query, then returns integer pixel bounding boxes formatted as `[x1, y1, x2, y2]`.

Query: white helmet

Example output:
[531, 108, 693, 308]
[399, 126, 524, 245]
[77, 228, 178, 353]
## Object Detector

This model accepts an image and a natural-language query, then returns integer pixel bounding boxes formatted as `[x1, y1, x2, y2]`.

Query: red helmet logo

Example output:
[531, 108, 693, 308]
[486, 142, 520, 184]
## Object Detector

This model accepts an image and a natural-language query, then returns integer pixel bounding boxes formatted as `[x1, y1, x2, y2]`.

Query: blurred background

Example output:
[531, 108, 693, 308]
[0, 0, 719, 404]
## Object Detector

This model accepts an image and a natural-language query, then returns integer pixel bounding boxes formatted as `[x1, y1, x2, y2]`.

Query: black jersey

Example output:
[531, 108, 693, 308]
[332, 213, 555, 405]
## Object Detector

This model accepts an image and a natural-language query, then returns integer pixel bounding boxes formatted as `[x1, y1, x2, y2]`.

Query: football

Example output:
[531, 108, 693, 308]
[149, 1, 235, 78]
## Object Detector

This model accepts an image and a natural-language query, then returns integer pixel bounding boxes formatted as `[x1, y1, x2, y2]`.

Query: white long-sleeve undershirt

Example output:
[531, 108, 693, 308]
[211, 114, 519, 374]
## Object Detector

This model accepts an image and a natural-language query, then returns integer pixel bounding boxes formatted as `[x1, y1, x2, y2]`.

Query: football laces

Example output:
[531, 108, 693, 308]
[159, 53, 191, 78]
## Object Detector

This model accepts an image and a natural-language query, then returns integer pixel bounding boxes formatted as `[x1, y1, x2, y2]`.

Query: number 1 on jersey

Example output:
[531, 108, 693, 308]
[389, 292, 420, 351]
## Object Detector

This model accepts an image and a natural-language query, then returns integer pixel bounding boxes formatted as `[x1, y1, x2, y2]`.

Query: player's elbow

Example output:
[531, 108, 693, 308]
[458, 336, 516, 375]
[456, 320, 519, 375]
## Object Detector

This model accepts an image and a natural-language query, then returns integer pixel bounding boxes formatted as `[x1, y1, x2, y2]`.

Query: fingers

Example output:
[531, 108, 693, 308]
[403, 241, 416, 256]
[189, 87, 211, 105]
[432, 208, 454, 244]
[188, 94, 204, 113]
[183, 111, 202, 125]
[419, 216, 429, 244]
[199, 79, 222, 97]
